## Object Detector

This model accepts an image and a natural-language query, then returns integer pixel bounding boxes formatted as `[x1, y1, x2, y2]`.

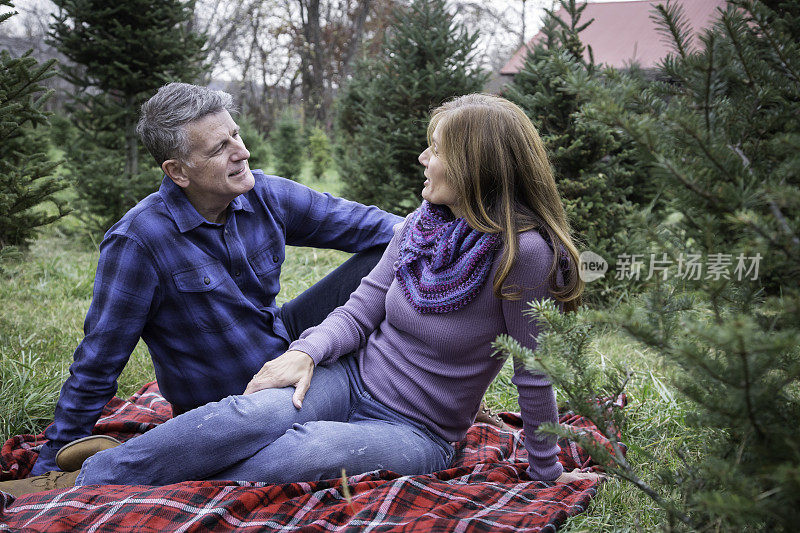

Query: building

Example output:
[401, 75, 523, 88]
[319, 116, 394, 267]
[495, 0, 726, 89]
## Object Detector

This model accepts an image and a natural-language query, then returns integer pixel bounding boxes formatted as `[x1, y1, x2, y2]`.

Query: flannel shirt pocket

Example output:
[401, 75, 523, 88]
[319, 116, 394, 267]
[172, 262, 242, 332]
[249, 245, 284, 276]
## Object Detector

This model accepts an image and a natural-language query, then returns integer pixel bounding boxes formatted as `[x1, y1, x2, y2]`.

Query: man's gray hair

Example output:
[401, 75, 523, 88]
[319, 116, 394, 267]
[137, 82, 237, 166]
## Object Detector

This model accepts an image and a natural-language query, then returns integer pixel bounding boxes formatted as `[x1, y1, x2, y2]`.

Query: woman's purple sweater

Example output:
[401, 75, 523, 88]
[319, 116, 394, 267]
[289, 219, 563, 481]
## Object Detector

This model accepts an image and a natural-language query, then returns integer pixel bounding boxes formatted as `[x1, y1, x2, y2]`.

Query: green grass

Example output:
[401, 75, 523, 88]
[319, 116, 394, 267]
[557, 334, 706, 532]
[260, 159, 344, 197]
[482, 331, 705, 532]
[0, 168, 696, 531]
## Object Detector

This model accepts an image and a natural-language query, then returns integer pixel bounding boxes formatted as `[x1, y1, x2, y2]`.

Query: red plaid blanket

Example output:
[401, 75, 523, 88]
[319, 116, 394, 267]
[1, 382, 609, 532]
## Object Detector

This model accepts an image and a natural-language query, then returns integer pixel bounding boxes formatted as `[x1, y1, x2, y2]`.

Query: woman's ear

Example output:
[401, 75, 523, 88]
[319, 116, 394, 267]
[163, 159, 189, 188]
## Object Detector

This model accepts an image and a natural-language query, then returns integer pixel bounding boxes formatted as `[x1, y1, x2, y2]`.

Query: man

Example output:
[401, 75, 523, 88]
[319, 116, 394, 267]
[30, 82, 402, 475]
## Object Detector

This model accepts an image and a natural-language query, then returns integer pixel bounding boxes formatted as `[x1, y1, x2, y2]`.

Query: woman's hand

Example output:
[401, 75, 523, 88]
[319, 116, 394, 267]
[244, 350, 315, 408]
[555, 468, 606, 484]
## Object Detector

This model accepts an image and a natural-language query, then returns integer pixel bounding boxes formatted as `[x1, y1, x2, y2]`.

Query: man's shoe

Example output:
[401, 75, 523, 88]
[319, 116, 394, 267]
[0, 470, 79, 498]
[475, 401, 512, 431]
[56, 435, 122, 472]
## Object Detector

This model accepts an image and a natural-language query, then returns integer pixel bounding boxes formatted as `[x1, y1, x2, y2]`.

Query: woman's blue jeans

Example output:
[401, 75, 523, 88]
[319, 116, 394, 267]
[75, 356, 454, 486]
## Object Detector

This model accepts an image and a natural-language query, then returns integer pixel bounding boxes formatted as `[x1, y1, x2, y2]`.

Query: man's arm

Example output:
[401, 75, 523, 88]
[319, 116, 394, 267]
[31, 234, 159, 475]
[267, 176, 403, 251]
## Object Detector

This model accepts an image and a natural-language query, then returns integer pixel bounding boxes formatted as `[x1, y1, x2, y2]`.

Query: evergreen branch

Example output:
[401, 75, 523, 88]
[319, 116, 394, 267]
[657, 156, 715, 202]
[671, 116, 735, 182]
[736, 0, 800, 85]
[701, 32, 714, 133]
[738, 215, 798, 261]
[550, 374, 691, 523]
[707, 282, 726, 325]
[737, 335, 765, 440]
[586, 44, 595, 73]
[651, 1, 693, 60]
[721, 10, 757, 90]
[728, 143, 750, 170]
[675, 325, 757, 390]
[603, 439, 693, 526]
[1, 55, 55, 107]
[505, 302, 699, 525]
[621, 320, 744, 390]
[767, 200, 800, 249]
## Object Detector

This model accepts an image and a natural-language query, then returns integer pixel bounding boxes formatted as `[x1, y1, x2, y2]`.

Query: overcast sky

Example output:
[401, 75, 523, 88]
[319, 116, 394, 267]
[1, 0, 647, 79]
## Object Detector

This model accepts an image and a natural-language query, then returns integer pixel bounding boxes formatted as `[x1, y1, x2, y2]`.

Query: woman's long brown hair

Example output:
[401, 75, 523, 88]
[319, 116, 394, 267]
[428, 94, 583, 310]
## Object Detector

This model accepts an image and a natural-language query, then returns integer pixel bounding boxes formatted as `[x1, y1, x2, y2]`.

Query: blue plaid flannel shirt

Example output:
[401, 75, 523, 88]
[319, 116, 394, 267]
[34, 171, 400, 474]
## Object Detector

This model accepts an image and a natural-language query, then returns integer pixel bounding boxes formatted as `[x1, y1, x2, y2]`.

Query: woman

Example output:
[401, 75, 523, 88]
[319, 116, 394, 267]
[5, 94, 599, 494]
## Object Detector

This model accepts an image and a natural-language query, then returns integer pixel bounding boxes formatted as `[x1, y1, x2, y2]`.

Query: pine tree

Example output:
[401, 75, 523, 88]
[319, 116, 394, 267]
[505, 0, 648, 305]
[270, 112, 303, 181]
[49, 0, 206, 233]
[504, 1, 800, 529]
[237, 114, 270, 171]
[307, 127, 331, 180]
[335, 0, 487, 214]
[0, 1, 69, 259]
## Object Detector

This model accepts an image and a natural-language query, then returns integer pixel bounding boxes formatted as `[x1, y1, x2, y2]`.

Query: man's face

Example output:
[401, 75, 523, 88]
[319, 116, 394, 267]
[178, 110, 255, 207]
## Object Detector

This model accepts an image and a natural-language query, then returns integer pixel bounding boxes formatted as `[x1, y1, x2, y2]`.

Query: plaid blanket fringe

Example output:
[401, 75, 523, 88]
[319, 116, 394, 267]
[0, 382, 614, 532]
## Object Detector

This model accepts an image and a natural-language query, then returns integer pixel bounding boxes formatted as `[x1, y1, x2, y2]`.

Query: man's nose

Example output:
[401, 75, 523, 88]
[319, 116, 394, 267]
[232, 137, 250, 160]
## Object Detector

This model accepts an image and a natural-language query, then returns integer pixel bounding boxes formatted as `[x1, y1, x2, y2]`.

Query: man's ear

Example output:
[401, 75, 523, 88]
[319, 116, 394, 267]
[163, 159, 189, 188]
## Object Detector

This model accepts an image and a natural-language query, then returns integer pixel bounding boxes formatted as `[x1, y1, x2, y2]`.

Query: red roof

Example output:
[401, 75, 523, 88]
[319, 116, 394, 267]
[500, 0, 726, 74]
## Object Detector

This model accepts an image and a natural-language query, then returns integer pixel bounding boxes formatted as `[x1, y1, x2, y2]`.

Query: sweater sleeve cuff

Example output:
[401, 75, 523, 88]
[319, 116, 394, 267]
[288, 339, 327, 365]
[527, 458, 563, 482]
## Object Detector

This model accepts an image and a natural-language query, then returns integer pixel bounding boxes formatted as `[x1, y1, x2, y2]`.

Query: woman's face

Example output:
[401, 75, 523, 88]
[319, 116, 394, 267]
[418, 123, 459, 210]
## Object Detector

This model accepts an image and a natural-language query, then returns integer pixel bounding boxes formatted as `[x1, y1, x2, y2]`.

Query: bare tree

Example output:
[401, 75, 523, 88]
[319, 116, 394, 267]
[298, 0, 325, 125]
[243, 1, 300, 130]
[295, 0, 394, 128]
[194, 0, 259, 83]
[450, 0, 555, 72]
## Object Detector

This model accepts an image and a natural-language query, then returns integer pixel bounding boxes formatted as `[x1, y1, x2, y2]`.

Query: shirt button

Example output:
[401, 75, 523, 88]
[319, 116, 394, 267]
[203, 276, 211, 285]
[272, 254, 279, 263]
[235, 270, 241, 277]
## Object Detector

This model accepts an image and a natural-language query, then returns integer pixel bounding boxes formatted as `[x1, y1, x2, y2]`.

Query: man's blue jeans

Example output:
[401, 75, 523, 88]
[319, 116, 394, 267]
[75, 355, 454, 486]
[280, 244, 387, 344]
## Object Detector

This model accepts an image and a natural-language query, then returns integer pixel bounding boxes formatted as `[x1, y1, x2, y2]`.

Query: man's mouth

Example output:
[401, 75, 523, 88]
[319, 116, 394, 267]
[229, 166, 246, 178]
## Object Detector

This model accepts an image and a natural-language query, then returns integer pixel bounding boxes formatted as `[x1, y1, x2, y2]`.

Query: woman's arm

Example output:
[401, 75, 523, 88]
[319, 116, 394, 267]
[288, 218, 405, 365]
[244, 218, 408, 398]
[503, 231, 564, 481]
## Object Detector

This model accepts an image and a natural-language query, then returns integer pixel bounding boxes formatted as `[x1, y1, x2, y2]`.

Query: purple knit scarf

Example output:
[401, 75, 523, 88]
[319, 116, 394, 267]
[395, 201, 501, 314]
